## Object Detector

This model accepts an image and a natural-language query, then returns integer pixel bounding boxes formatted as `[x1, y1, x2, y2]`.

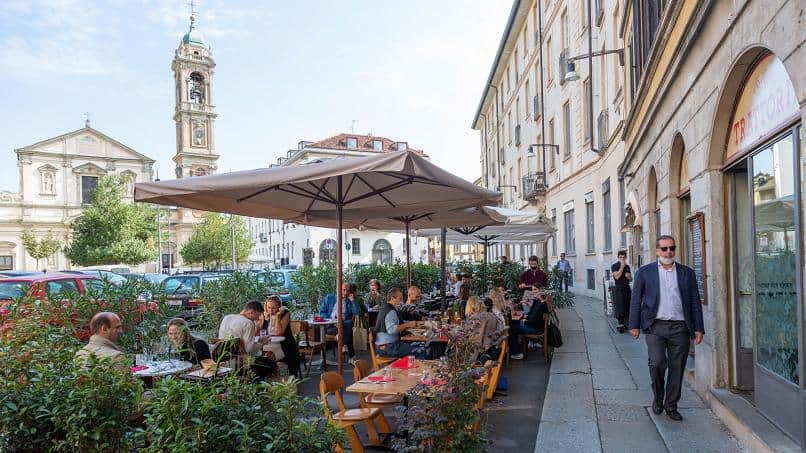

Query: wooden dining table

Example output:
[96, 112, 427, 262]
[346, 358, 436, 396]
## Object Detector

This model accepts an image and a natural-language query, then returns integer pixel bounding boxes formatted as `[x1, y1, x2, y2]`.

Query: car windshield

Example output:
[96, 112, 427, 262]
[163, 276, 200, 295]
[266, 272, 285, 286]
[0, 281, 30, 300]
[144, 274, 167, 284]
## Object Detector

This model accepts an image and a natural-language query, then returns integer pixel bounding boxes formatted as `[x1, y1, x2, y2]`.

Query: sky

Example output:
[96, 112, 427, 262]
[0, 0, 511, 191]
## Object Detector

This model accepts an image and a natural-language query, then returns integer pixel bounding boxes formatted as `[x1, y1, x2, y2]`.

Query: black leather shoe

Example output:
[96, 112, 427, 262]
[666, 409, 683, 421]
[652, 402, 663, 415]
[617, 325, 626, 333]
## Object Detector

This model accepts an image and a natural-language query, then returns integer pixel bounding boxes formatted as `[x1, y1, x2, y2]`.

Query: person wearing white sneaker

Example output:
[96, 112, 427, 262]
[508, 292, 549, 360]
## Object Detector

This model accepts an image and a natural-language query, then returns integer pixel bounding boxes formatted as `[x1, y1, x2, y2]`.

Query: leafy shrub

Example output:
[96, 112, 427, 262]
[197, 271, 271, 333]
[0, 301, 142, 452]
[394, 319, 491, 452]
[140, 375, 343, 452]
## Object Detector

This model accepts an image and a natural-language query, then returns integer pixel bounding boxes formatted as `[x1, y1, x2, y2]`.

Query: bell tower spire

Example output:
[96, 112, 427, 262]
[171, 10, 219, 179]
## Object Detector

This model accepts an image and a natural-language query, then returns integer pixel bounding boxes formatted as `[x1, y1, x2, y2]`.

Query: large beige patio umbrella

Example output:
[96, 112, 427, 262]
[135, 151, 501, 373]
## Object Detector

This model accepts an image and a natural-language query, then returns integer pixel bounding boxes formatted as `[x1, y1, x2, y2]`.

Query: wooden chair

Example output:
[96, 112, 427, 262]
[368, 331, 395, 372]
[520, 297, 554, 363]
[485, 338, 508, 400]
[319, 371, 390, 453]
[209, 337, 246, 371]
[352, 359, 403, 412]
[293, 320, 324, 376]
[470, 362, 492, 433]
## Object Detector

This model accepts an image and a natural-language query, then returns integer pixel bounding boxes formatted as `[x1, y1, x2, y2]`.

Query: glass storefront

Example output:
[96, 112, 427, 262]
[752, 134, 799, 384]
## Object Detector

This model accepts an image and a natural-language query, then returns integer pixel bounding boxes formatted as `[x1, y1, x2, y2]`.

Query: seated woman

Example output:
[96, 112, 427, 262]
[508, 292, 550, 360]
[167, 318, 211, 365]
[487, 287, 511, 325]
[262, 296, 301, 378]
[364, 279, 384, 310]
[466, 296, 504, 353]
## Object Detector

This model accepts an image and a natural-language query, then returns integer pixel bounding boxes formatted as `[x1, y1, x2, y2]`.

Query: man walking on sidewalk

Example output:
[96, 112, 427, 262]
[629, 235, 704, 421]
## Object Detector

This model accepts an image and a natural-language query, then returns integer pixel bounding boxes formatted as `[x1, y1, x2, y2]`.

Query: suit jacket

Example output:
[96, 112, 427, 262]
[628, 261, 705, 337]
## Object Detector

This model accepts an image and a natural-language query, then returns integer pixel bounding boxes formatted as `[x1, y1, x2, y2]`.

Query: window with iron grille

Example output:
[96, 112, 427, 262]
[564, 209, 575, 253]
[587, 269, 595, 290]
[602, 179, 612, 252]
[352, 238, 361, 255]
[585, 195, 595, 253]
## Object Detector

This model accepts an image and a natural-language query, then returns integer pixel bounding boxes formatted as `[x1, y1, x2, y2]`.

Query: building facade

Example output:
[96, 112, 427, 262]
[618, 0, 806, 448]
[473, 0, 627, 284]
[0, 122, 155, 271]
[479, 0, 805, 447]
[247, 134, 429, 268]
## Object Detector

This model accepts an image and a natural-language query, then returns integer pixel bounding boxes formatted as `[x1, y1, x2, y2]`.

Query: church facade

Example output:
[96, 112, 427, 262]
[0, 15, 218, 272]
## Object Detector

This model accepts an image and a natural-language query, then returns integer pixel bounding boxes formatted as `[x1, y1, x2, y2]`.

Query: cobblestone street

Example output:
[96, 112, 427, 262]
[535, 295, 743, 453]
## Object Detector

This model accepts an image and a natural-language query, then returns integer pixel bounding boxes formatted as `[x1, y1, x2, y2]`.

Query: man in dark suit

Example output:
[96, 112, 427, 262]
[629, 235, 704, 421]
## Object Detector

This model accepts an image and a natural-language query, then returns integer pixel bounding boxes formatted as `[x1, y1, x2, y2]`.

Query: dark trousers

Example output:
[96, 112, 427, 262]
[645, 320, 691, 411]
[613, 286, 631, 325]
[508, 321, 542, 354]
[377, 341, 427, 359]
[326, 320, 354, 358]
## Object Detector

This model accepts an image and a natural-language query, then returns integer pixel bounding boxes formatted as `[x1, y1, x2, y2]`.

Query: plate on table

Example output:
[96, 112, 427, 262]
[408, 328, 427, 337]
[270, 336, 285, 343]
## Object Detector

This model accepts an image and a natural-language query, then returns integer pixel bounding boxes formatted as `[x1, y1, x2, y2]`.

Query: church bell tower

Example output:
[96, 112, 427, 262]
[171, 13, 219, 179]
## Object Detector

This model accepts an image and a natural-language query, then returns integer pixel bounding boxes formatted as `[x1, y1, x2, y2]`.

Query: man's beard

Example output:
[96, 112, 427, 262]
[659, 256, 675, 265]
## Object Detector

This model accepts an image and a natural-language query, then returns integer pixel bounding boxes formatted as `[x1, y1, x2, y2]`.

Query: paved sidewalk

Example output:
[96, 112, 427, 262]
[535, 294, 745, 453]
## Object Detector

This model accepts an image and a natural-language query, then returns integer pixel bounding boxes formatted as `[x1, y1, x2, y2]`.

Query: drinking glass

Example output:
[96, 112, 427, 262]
[383, 366, 392, 379]
[407, 354, 416, 367]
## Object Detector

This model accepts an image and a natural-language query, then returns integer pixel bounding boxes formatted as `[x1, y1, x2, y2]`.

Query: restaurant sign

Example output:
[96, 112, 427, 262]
[726, 54, 799, 162]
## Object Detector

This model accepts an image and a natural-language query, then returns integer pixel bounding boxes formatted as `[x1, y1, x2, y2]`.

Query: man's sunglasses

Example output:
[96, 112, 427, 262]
[657, 246, 676, 252]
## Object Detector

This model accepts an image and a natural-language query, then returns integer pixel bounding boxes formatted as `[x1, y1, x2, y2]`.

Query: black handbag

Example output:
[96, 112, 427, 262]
[547, 312, 563, 348]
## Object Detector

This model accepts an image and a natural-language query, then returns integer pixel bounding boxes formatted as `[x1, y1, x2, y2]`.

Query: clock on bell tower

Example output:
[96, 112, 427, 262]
[171, 13, 220, 179]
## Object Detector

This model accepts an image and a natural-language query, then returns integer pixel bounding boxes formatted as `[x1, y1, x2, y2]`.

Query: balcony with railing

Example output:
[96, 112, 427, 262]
[521, 171, 548, 201]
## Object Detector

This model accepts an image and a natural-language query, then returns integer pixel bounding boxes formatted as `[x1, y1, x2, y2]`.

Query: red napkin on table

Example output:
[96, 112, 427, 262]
[391, 357, 416, 369]
[313, 316, 324, 322]
[131, 365, 149, 372]
[368, 375, 395, 383]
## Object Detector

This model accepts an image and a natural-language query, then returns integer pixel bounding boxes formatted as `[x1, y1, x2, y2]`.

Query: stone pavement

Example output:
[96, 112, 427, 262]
[534, 294, 745, 453]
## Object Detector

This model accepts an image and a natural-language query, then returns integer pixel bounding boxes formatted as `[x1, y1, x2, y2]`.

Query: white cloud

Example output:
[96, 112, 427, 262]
[0, 0, 114, 76]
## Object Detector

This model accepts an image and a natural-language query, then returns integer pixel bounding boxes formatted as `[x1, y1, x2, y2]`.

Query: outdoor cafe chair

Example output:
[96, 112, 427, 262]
[368, 330, 395, 371]
[292, 320, 324, 376]
[320, 371, 389, 453]
[352, 359, 403, 412]
[520, 295, 554, 363]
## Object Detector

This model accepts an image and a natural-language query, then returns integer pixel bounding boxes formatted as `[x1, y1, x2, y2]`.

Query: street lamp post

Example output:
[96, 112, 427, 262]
[562, 0, 624, 154]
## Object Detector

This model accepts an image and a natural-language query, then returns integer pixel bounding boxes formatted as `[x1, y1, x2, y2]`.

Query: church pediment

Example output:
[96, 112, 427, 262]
[72, 162, 107, 175]
[37, 164, 58, 173]
[16, 126, 155, 163]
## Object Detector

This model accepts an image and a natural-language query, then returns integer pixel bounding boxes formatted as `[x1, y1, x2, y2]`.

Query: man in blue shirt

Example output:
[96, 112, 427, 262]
[555, 253, 571, 292]
[375, 287, 424, 358]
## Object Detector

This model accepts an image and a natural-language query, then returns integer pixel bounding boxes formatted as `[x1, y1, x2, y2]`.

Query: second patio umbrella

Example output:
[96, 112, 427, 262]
[135, 150, 501, 373]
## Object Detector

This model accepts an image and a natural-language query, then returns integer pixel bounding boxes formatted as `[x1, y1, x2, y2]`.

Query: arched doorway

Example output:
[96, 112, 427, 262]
[669, 134, 691, 265]
[715, 50, 802, 443]
[319, 239, 336, 263]
[371, 239, 393, 265]
[647, 166, 660, 257]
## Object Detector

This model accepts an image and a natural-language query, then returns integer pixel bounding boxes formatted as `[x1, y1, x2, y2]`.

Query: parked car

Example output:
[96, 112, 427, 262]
[0, 273, 103, 303]
[77, 264, 132, 274]
[0, 271, 45, 278]
[257, 269, 297, 305]
[68, 270, 127, 286]
[120, 272, 168, 285]
[161, 274, 222, 308]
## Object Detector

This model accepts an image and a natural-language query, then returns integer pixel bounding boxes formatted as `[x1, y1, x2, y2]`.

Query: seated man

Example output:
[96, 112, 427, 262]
[318, 292, 337, 318]
[508, 292, 550, 360]
[398, 285, 425, 322]
[218, 301, 276, 379]
[325, 283, 358, 362]
[75, 311, 130, 373]
[375, 287, 426, 359]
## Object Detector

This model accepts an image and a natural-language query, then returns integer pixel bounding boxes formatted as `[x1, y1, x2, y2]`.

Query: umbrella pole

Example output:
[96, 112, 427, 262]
[440, 227, 446, 305]
[336, 177, 344, 375]
[405, 219, 412, 288]
[483, 239, 489, 291]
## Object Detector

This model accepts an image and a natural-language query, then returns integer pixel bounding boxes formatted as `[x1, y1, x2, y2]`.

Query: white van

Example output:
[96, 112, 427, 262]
[77, 265, 132, 275]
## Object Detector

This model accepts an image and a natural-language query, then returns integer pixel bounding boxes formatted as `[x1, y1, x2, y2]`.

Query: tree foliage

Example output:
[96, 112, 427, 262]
[65, 176, 157, 266]
[179, 213, 253, 268]
[21, 230, 61, 269]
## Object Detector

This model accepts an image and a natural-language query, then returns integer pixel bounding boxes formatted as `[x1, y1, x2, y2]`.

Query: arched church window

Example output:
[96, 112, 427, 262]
[372, 239, 393, 265]
[40, 171, 55, 195]
[188, 72, 205, 104]
[319, 239, 337, 262]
